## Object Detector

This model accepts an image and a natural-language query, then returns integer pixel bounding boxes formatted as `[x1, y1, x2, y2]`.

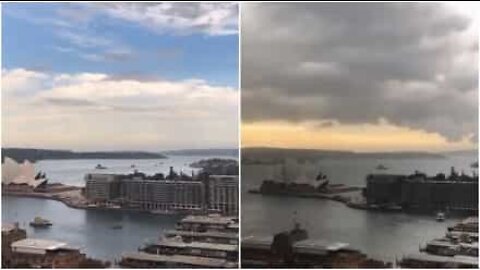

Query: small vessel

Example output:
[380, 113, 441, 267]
[376, 164, 388, 170]
[111, 224, 123, 230]
[436, 212, 445, 222]
[29, 216, 52, 228]
[131, 164, 136, 168]
[95, 164, 107, 169]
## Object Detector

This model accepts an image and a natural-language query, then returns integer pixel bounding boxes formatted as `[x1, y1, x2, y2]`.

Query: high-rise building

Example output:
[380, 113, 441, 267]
[207, 175, 239, 215]
[85, 172, 238, 215]
[84, 174, 121, 202]
[120, 179, 204, 211]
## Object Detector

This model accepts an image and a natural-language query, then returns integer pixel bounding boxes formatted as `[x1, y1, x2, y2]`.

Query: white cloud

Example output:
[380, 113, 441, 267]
[2, 69, 48, 95]
[2, 69, 238, 150]
[58, 30, 114, 48]
[97, 2, 238, 36]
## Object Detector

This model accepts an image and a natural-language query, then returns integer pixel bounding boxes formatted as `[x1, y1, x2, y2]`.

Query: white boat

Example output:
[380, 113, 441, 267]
[29, 216, 53, 228]
[436, 212, 445, 222]
[95, 164, 107, 169]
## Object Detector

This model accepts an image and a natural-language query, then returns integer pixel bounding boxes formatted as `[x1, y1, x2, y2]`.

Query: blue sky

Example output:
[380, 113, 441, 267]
[3, 2, 238, 87]
[2, 3, 239, 151]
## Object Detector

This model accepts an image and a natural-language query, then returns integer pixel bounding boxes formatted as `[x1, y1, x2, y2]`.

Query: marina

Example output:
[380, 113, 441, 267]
[119, 214, 239, 268]
[399, 217, 478, 268]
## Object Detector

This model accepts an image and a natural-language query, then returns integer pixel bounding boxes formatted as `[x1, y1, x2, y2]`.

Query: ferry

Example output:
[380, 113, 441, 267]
[95, 164, 107, 169]
[436, 212, 446, 222]
[29, 216, 53, 228]
[111, 224, 123, 230]
[376, 164, 388, 170]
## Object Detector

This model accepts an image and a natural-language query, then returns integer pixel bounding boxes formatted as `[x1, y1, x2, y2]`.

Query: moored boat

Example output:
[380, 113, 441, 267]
[29, 216, 52, 228]
[436, 212, 446, 222]
[95, 164, 107, 169]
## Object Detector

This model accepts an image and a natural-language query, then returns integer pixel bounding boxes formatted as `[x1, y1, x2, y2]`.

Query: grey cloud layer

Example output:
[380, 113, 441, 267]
[242, 3, 478, 141]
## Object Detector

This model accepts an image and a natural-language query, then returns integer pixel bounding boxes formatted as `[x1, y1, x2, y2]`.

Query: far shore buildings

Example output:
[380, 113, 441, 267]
[84, 167, 239, 215]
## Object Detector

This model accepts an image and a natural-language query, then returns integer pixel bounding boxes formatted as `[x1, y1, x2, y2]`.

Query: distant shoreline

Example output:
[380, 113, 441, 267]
[2, 148, 167, 163]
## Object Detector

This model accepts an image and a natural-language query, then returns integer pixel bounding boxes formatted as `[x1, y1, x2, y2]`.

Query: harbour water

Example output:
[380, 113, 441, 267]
[2, 155, 236, 262]
[241, 153, 477, 263]
[33, 155, 230, 187]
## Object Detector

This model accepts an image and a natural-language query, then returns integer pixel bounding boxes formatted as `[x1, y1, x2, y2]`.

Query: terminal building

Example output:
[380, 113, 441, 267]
[399, 217, 478, 268]
[119, 214, 239, 268]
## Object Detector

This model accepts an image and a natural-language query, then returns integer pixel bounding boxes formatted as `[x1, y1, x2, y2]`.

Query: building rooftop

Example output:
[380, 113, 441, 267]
[242, 235, 351, 255]
[11, 238, 69, 252]
[227, 223, 239, 229]
[2, 223, 18, 233]
[181, 214, 236, 225]
[151, 240, 238, 252]
[125, 179, 203, 185]
[165, 230, 238, 239]
[403, 253, 478, 267]
[210, 175, 239, 180]
[460, 217, 478, 225]
[427, 240, 460, 248]
[294, 239, 350, 255]
[459, 242, 479, 249]
[447, 231, 479, 238]
[122, 252, 231, 268]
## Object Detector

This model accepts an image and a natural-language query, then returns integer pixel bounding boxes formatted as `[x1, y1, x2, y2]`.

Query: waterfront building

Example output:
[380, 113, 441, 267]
[2, 223, 27, 267]
[176, 214, 238, 232]
[84, 171, 238, 215]
[164, 230, 238, 245]
[399, 253, 477, 268]
[119, 252, 237, 268]
[141, 239, 238, 261]
[119, 214, 239, 268]
[448, 217, 478, 233]
[2, 224, 108, 268]
[241, 224, 389, 268]
[207, 175, 239, 215]
[167, 214, 239, 245]
[365, 170, 478, 212]
[120, 179, 204, 212]
[8, 238, 86, 268]
[84, 173, 122, 202]
[400, 217, 479, 268]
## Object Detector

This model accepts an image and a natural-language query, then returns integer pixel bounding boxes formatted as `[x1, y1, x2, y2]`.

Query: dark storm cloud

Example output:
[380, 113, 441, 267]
[242, 3, 478, 141]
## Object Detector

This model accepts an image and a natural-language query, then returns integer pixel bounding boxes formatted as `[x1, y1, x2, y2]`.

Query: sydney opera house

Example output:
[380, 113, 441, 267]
[2, 157, 47, 190]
